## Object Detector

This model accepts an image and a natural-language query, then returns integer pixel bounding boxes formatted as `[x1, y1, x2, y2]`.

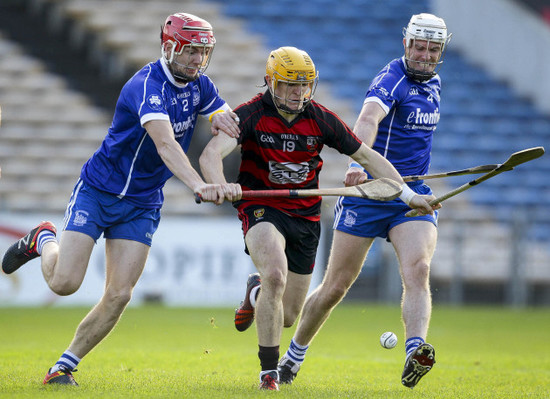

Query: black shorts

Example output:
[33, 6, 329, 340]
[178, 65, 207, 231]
[238, 205, 321, 275]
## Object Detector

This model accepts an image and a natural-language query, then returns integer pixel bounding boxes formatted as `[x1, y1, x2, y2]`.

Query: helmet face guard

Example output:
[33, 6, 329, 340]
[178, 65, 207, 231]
[403, 13, 452, 81]
[161, 13, 215, 83]
[265, 47, 319, 114]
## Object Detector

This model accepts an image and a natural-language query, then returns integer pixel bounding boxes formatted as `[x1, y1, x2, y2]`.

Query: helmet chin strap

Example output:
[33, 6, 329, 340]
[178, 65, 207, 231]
[274, 99, 304, 114]
[404, 59, 436, 82]
[168, 63, 198, 84]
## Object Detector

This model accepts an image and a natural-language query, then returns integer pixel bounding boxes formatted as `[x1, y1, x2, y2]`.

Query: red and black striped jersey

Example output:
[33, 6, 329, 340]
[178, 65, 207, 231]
[233, 91, 362, 221]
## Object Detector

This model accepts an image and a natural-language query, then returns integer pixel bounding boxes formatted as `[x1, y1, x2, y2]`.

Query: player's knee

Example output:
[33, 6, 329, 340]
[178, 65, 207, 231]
[104, 289, 133, 310]
[49, 278, 81, 296]
[414, 261, 430, 280]
[322, 281, 349, 307]
[403, 261, 430, 289]
[283, 307, 301, 327]
[261, 268, 286, 295]
[283, 318, 296, 328]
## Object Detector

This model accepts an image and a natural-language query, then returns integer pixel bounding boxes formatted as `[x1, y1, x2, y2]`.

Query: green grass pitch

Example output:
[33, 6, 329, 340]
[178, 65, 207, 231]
[1, 304, 549, 398]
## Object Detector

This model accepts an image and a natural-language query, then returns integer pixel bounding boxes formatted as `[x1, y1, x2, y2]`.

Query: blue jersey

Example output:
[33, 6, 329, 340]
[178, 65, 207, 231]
[80, 59, 227, 208]
[334, 57, 441, 238]
[363, 57, 441, 177]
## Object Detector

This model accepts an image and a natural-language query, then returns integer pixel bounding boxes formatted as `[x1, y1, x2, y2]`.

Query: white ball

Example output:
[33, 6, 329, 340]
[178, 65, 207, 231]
[380, 331, 398, 349]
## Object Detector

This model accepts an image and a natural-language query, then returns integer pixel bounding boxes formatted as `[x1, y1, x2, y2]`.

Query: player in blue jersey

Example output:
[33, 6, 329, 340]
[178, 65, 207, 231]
[1, 12, 241, 386]
[278, 13, 450, 388]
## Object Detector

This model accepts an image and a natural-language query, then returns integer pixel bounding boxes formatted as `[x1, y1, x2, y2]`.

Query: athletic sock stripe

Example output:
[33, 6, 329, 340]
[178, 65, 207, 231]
[56, 360, 75, 370]
[36, 232, 56, 255]
[289, 339, 309, 352]
[287, 338, 309, 363]
[61, 353, 80, 364]
[405, 337, 425, 357]
[287, 352, 302, 363]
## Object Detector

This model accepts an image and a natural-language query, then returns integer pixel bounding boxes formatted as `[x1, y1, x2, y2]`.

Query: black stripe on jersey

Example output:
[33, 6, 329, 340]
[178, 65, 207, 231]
[233, 91, 362, 220]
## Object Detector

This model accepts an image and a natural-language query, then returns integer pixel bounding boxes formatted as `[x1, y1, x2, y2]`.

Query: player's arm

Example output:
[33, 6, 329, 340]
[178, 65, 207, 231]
[353, 100, 386, 147]
[350, 144, 434, 214]
[199, 132, 242, 201]
[347, 101, 385, 183]
[345, 101, 387, 186]
[144, 119, 227, 204]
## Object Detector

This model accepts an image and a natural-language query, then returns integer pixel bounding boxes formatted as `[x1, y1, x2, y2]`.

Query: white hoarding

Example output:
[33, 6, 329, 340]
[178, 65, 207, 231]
[0, 213, 324, 307]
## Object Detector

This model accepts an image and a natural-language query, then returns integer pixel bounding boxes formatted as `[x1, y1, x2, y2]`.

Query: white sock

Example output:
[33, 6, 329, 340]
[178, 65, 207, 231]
[36, 231, 56, 255]
[50, 350, 81, 373]
[250, 285, 260, 308]
[285, 338, 309, 365]
[405, 337, 425, 358]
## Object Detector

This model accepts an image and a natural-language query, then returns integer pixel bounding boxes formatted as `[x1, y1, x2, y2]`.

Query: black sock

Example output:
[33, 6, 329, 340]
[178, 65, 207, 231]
[258, 345, 280, 371]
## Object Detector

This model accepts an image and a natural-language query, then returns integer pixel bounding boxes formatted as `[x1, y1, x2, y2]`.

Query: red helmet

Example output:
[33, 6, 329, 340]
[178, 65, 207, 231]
[161, 13, 216, 81]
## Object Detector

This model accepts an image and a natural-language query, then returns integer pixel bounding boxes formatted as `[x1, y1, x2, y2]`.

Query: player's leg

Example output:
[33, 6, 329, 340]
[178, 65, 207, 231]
[234, 214, 315, 333]
[44, 238, 150, 385]
[39, 232, 96, 386]
[42, 230, 95, 295]
[390, 220, 437, 344]
[245, 221, 287, 390]
[43, 195, 159, 386]
[279, 230, 374, 384]
[388, 220, 437, 388]
[246, 221, 287, 347]
[281, 271, 312, 327]
[1, 221, 58, 275]
[69, 238, 149, 357]
[295, 231, 374, 344]
[280, 215, 319, 328]
[234, 268, 312, 334]
[3, 180, 101, 296]
[1, 222, 94, 296]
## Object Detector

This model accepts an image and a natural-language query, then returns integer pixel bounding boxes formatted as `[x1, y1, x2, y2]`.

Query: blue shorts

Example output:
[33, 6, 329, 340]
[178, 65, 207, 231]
[333, 182, 438, 240]
[62, 179, 161, 246]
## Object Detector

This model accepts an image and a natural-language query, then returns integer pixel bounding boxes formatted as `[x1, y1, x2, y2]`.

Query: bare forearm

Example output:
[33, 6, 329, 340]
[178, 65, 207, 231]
[353, 118, 378, 148]
[351, 144, 404, 183]
[199, 133, 238, 184]
[158, 142, 205, 190]
[199, 149, 227, 184]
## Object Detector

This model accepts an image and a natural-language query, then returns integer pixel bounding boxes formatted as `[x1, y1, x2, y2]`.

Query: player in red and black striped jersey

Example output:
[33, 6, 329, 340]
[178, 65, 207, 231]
[199, 46, 433, 390]
[233, 89, 364, 221]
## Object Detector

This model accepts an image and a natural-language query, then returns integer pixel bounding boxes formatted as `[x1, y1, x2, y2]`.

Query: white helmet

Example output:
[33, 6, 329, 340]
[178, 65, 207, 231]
[403, 13, 452, 81]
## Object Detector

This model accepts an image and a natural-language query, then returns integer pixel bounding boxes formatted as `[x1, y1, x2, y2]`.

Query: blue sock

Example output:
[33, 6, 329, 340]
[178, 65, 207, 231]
[36, 231, 56, 255]
[405, 337, 425, 358]
[285, 338, 309, 365]
[50, 350, 81, 373]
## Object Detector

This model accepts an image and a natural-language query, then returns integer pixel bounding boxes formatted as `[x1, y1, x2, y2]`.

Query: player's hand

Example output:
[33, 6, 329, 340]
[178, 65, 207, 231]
[344, 167, 368, 187]
[408, 194, 441, 215]
[195, 183, 225, 205]
[221, 183, 242, 202]
[195, 183, 242, 205]
[211, 111, 240, 138]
